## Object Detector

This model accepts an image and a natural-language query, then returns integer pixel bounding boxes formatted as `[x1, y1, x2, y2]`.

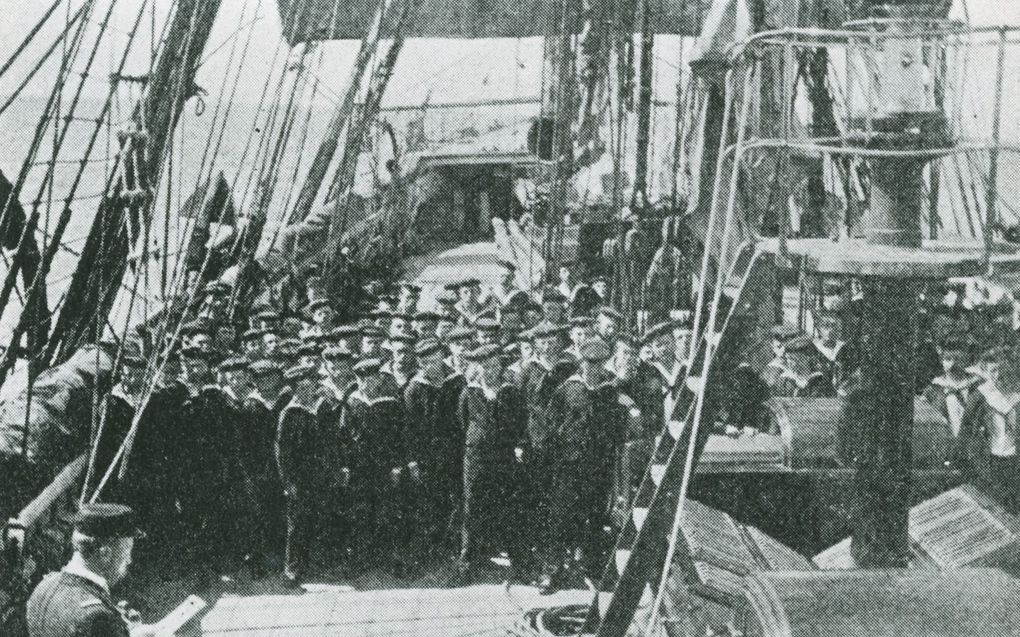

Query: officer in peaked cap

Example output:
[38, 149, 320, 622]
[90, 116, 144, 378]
[26, 504, 147, 637]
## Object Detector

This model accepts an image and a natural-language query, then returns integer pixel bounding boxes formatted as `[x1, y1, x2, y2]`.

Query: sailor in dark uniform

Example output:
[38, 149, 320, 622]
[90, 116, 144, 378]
[360, 323, 385, 359]
[606, 332, 659, 519]
[452, 278, 492, 325]
[117, 351, 186, 547]
[771, 335, 831, 398]
[960, 347, 1020, 514]
[439, 326, 474, 542]
[181, 318, 214, 355]
[261, 327, 281, 357]
[411, 311, 441, 340]
[924, 334, 980, 443]
[567, 316, 594, 360]
[643, 318, 693, 422]
[241, 327, 266, 359]
[277, 362, 323, 584]
[304, 298, 336, 338]
[177, 345, 237, 575]
[342, 358, 409, 574]
[211, 354, 265, 573]
[519, 321, 576, 554]
[324, 324, 361, 356]
[810, 308, 858, 396]
[484, 260, 521, 308]
[498, 290, 531, 336]
[317, 345, 356, 559]
[242, 359, 292, 572]
[539, 338, 616, 592]
[26, 504, 147, 637]
[457, 343, 528, 580]
[89, 353, 147, 500]
[403, 338, 458, 548]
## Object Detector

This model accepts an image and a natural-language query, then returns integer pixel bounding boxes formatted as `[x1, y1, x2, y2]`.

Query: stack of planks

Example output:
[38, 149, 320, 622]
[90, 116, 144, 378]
[814, 484, 1020, 576]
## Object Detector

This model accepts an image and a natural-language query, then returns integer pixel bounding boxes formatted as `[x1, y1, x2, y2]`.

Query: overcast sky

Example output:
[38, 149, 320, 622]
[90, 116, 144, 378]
[0, 0, 564, 109]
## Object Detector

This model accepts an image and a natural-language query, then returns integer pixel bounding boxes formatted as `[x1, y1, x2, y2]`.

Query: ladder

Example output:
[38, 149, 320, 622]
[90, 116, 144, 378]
[584, 245, 776, 637]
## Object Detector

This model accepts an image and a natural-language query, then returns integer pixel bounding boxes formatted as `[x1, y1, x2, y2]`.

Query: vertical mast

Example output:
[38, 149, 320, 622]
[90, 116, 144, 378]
[542, 0, 578, 281]
[632, 0, 655, 211]
[288, 0, 390, 226]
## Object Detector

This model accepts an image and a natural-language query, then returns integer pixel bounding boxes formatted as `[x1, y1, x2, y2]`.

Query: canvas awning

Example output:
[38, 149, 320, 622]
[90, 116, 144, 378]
[276, 0, 711, 43]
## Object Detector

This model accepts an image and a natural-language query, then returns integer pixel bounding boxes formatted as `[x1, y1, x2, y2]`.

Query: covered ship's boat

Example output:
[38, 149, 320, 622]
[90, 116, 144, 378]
[736, 568, 1020, 637]
[0, 344, 115, 467]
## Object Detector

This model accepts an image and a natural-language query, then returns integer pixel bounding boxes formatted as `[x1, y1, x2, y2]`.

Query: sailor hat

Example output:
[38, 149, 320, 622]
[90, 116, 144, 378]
[597, 306, 624, 321]
[414, 338, 444, 358]
[248, 359, 284, 376]
[463, 344, 503, 362]
[218, 356, 250, 372]
[352, 358, 383, 376]
[444, 326, 476, 343]
[284, 362, 318, 382]
[532, 321, 569, 339]
[475, 317, 501, 332]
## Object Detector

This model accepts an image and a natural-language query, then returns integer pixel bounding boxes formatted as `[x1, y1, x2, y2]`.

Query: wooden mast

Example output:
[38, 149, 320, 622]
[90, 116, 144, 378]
[46, 0, 224, 363]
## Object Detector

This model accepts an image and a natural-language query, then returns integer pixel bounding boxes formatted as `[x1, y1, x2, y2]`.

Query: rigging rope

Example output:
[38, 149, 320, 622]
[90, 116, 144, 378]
[0, 0, 66, 81]
[643, 63, 754, 637]
[0, 2, 91, 119]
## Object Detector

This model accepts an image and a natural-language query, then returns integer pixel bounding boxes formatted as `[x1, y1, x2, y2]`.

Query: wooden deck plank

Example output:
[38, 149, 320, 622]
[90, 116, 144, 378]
[201, 585, 590, 636]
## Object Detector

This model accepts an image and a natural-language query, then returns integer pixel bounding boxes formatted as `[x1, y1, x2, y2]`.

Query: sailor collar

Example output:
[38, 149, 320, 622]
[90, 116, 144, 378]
[248, 389, 273, 410]
[780, 368, 823, 389]
[979, 382, 1020, 415]
[63, 558, 110, 595]
[653, 360, 686, 387]
[931, 374, 979, 393]
[284, 397, 316, 414]
[348, 390, 398, 407]
[564, 373, 615, 392]
[467, 377, 511, 401]
[813, 339, 845, 362]
[410, 369, 445, 388]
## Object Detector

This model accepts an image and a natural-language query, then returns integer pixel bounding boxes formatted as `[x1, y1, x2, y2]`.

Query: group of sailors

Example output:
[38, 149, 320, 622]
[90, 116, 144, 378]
[90, 256, 1020, 593]
[92, 260, 696, 592]
[759, 285, 1020, 514]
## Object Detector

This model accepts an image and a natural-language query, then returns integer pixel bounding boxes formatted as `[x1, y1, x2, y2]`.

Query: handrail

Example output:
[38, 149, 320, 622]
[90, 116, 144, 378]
[3, 455, 86, 569]
[13, 456, 86, 532]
